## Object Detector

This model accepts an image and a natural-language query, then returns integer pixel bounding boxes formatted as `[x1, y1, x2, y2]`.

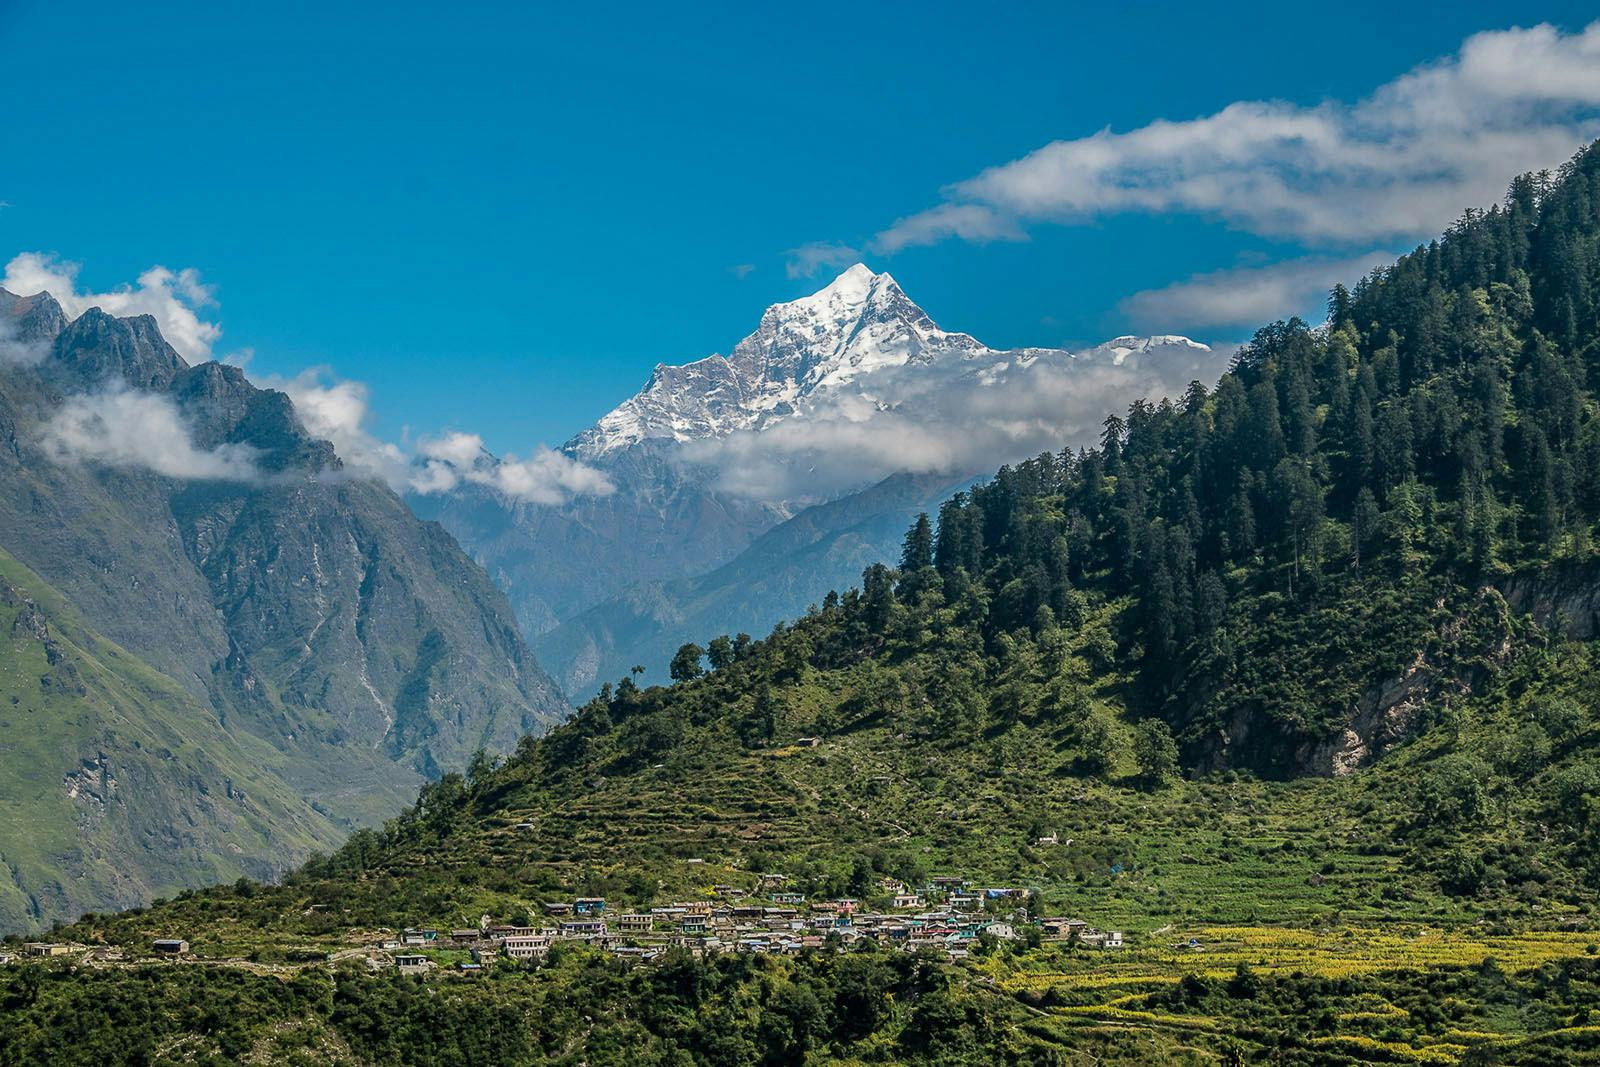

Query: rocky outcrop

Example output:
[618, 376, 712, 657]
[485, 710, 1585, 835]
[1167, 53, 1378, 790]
[1295, 648, 1439, 776]
[1499, 560, 1600, 639]
[1291, 563, 1600, 778]
[50, 306, 185, 391]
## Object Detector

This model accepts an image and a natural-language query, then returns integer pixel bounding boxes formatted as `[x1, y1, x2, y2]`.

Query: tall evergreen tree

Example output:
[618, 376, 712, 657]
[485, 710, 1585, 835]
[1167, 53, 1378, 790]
[901, 513, 934, 572]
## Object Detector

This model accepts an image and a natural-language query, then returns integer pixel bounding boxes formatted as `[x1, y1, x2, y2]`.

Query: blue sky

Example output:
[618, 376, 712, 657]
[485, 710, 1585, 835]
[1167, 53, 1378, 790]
[3, 1, 1599, 455]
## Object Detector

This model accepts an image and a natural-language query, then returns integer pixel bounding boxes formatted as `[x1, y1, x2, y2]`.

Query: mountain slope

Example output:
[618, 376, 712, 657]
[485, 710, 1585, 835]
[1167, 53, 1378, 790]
[0, 547, 345, 932]
[408, 441, 783, 638]
[535, 470, 975, 695]
[0, 291, 568, 929]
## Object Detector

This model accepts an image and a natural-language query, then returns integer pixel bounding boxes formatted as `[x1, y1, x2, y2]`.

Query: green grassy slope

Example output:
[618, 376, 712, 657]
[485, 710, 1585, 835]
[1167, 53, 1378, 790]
[0, 547, 363, 932]
[60, 577, 1598, 955]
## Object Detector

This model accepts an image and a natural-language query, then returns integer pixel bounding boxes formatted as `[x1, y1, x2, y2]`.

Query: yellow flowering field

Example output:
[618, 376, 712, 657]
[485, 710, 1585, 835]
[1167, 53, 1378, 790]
[1001, 924, 1599, 993]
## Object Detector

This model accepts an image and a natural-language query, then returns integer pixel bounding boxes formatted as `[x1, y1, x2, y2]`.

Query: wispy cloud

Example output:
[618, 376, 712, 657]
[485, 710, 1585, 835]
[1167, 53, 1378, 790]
[874, 203, 1025, 253]
[269, 370, 612, 505]
[268, 369, 411, 485]
[40, 386, 262, 482]
[0, 315, 47, 367]
[872, 22, 1600, 252]
[412, 430, 615, 505]
[3, 252, 222, 361]
[729, 263, 756, 280]
[682, 341, 1232, 502]
[1120, 251, 1396, 331]
[785, 241, 862, 279]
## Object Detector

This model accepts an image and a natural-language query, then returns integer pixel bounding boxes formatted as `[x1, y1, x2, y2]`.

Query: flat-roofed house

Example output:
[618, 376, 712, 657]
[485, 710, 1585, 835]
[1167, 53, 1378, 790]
[502, 934, 554, 960]
[24, 943, 71, 957]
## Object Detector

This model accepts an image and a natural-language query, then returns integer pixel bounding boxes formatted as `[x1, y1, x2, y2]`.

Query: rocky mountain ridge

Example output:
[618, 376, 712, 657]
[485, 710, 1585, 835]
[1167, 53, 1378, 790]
[0, 286, 568, 930]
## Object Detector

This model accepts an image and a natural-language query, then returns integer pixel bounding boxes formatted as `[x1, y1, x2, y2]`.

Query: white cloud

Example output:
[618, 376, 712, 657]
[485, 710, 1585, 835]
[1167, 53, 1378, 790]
[729, 263, 756, 280]
[682, 341, 1233, 502]
[0, 315, 47, 367]
[270, 374, 614, 505]
[873, 203, 1026, 252]
[874, 22, 1600, 251]
[1120, 251, 1396, 330]
[3, 253, 222, 361]
[785, 242, 862, 280]
[418, 430, 489, 469]
[411, 429, 615, 505]
[266, 368, 410, 485]
[40, 387, 261, 482]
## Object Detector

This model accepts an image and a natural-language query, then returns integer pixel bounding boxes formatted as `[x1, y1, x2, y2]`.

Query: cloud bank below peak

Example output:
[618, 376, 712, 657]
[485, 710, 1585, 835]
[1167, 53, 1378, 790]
[680, 339, 1233, 503]
[870, 22, 1600, 253]
[412, 430, 615, 505]
[41, 387, 264, 483]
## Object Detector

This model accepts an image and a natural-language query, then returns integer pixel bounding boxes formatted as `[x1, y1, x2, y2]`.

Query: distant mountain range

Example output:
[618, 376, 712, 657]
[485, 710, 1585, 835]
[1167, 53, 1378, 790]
[0, 289, 566, 931]
[415, 264, 1214, 694]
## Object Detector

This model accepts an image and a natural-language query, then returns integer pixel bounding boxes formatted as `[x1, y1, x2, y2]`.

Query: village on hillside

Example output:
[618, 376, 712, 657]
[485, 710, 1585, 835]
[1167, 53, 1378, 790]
[11, 874, 1126, 976]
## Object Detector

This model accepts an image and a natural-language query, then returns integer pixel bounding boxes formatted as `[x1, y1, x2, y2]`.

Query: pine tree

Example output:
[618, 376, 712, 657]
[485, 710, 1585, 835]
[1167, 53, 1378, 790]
[900, 513, 934, 572]
[1328, 283, 1354, 331]
[1223, 474, 1257, 562]
[1351, 488, 1379, 572]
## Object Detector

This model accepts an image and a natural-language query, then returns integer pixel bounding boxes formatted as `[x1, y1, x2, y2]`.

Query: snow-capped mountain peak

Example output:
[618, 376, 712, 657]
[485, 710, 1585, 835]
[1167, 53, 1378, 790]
[1085, 334, 1211, 366]
[565, 266, 1206, 459]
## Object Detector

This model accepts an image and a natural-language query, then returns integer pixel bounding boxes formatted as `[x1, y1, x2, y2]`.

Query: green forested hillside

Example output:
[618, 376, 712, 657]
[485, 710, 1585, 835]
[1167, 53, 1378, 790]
[11, 145, 1600, 1066]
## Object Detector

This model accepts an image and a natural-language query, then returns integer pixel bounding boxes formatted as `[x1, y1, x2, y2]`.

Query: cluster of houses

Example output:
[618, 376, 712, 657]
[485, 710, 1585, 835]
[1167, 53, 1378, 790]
[3, 879, 1124, 976]
[373, 877, 1124, 973]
